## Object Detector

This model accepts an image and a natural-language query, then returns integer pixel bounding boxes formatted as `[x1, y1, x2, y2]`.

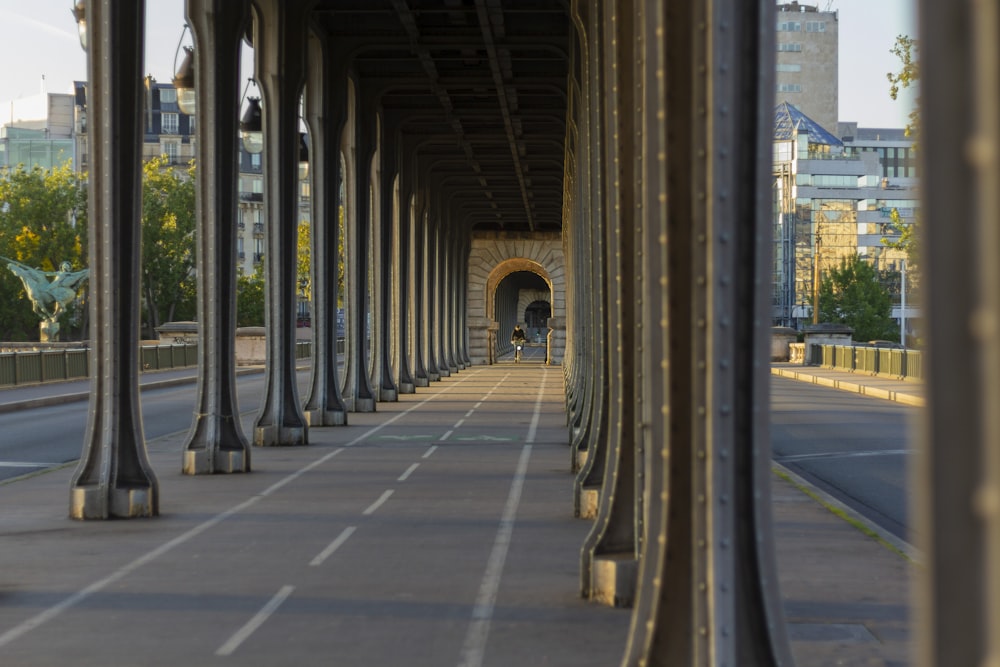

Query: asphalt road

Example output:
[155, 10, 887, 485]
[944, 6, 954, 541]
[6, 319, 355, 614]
[770, 374, 914, 542]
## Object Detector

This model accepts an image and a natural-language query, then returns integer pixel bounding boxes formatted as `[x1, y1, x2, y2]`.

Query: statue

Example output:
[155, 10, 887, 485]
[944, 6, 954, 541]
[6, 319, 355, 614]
[2, 257, 90, 341]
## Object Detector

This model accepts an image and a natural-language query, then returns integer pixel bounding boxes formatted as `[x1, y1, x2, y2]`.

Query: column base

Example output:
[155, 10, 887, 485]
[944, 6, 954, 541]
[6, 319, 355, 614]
[183, 449, 249, 475]
[254, 424, 308, 446]
[304, 407, 348, 426]
[415, 377, 430, 388]
[439, 368, 451, 377]
[428, 371, 441, 382]
[355, 397, 376, 413]
[398, 382, 415, 394]
[578, 486, 600, 519]
[380, 389, 398, 402]
[70, 484, 157, 520]
[591, 554, 638, 608]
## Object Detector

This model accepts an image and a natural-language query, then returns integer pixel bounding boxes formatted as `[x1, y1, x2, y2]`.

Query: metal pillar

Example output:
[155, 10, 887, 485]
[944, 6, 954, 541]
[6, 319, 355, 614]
[181, 0, 253, 475]
[70, 0, 159, 519]
[915, 2, 989, 666]
[580, 0, 640, 608]
[251, 0, 312, 446]
[375, 110, 401, 401]
[302, 21, 350, 426]
[619, 0, 792, 663]
[343, 80, 377, 412]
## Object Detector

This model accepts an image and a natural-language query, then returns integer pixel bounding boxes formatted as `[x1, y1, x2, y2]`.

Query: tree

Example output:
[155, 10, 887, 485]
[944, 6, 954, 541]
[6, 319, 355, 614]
[0, 161, 88, 340]
[818, 255, 898, 343]
[236, 262, 265, 327]
[141, 156, 197, 336]
[883, 35, 921, 290]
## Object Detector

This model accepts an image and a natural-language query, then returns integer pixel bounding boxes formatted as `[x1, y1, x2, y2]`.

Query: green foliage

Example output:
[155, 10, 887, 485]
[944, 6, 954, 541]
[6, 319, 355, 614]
[884, 35, 921, 289]
[0, 161, 88, 340]
[818, 255, 898, 342]
[887, 35, 920, 142]
[298, 220, 311, 299]
[141, 156, 196, 336]
[237, 262, 266, 327]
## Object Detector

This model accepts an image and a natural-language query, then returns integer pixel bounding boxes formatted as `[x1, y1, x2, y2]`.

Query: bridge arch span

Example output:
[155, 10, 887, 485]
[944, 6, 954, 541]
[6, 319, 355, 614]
[466, 232, 566, 365]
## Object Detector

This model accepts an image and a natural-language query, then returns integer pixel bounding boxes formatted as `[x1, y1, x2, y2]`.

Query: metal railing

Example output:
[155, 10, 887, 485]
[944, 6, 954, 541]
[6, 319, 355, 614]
[806, 343, 923, 381]
[0, 341, 313, 388]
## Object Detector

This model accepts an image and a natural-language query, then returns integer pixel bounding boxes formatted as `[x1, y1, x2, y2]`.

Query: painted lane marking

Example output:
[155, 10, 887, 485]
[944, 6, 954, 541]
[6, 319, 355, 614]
[0, 370, 487, 648]
[398, 463, 420, 481]
[458, 445, 533, 667]
[453, 418, 466, 429]
[440, 431, 454, 441]
[0, 461, 54, 468]
[473, 402, 483, 409]
[455, 435, 515, 442]
[310, 526, 357, 567]
[457, 374, 544, 667]
[216, 585, 296, 656]
[422, 445, 439, 459]
[363, 489, 394, 516]
[776, 449, 909, 462]
[374, 434, 433, 441]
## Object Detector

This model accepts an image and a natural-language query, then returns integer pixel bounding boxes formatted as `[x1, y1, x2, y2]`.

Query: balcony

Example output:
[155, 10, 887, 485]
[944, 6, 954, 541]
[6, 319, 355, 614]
[253, 223, 265, 235]
[239, 192, 264, 203]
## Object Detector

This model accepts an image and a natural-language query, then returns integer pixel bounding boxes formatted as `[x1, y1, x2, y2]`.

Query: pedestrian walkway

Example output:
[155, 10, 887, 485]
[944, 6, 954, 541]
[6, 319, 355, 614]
[0, 364, 912, 666]
[772, 361, 923, 407]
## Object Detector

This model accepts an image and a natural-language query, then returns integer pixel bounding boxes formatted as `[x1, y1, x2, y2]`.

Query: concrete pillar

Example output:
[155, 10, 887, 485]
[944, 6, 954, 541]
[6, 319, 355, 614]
[70, 0, 159, 519]
[181, 0, 253, 474]
[375, 110, 400, 401]
[302, 20, 349, 426]
[251, 0, 312, 446]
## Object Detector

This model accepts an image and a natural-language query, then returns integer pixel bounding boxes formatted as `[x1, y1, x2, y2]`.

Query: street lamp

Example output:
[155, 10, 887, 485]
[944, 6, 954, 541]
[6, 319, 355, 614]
[71, 0, 86, 50]
[240, 97, 264, 154]
[173, 46, 196, 116]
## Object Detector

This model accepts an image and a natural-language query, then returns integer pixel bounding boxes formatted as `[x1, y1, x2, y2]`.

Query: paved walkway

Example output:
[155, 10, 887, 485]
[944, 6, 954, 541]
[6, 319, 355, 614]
[0, 363, 915, 666]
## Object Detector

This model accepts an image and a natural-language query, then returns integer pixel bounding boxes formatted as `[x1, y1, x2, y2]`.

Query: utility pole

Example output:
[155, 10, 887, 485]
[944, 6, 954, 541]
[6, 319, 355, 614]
[812, 236, 821, 324]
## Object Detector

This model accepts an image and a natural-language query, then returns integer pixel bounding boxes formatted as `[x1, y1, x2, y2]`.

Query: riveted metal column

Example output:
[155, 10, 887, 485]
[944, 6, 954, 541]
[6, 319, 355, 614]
[433, 204, 450, 378]
[302, 21, 349, 426]
[395, 133, 419, 393]
[915, 2, 989, 666]
[424, 206, 441, 382]
[344, 81, 378, 411]
[572, 0, 611, 518]
[375, 110, 401, 402]
[580, 0, 640, 608]
[621, 0, 792, 663]
[70, 0, 159, 519]
[251, 0, 312, 446]
[566, 2, 602, 481]
[411, 190, 430, 387]
[181, 0, 253, 475]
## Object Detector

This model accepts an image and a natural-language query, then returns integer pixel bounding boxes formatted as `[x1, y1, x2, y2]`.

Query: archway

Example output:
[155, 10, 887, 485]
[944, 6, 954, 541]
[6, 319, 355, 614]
[465, 232, 566, 365]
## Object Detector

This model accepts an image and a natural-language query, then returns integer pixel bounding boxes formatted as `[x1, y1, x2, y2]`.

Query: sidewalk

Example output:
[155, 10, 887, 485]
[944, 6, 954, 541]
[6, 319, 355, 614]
[0, 364, 913, 666]
[772, 361, 923, 407]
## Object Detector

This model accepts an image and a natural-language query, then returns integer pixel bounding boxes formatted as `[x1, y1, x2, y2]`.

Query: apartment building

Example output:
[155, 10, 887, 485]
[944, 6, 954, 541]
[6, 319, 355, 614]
[775, 1, 839, 134]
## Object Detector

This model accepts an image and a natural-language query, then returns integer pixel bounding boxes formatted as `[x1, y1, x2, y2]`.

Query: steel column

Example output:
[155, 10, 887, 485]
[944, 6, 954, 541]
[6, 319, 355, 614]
[181, 0, 253, 474]
[302, 21, 350, 426]
[70, 0, 159, 519]
[251, 0, 312, 446]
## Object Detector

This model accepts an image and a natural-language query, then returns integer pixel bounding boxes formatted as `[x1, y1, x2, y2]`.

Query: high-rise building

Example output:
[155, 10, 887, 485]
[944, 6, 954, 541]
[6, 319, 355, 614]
[775, 2, 839, 134]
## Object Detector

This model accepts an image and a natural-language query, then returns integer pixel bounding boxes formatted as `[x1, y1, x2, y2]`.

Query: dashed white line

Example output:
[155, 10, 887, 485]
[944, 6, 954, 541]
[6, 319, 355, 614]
[423, 445, 439, 458]
[310, 526, 357, 567]
[216, 585, 295, 656]
[398, 463, 420, 481]
[453, 418, 466, 429]
[363, 489, 395, 515]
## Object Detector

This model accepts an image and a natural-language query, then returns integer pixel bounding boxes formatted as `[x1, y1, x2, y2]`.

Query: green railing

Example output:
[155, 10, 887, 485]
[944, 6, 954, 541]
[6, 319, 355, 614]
[0, 341, 313, 388]
[808, 343, 922, 381]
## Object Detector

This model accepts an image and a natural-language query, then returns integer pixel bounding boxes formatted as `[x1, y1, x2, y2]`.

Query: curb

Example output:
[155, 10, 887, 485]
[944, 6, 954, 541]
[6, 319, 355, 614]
[770, 366, 924, 407]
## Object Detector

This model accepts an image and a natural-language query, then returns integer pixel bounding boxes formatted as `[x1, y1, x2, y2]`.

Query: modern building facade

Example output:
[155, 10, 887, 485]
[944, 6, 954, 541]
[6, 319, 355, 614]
[0, 92, 76, 171]
[772, 103, 919, 334]
[775, 1, 839, 134]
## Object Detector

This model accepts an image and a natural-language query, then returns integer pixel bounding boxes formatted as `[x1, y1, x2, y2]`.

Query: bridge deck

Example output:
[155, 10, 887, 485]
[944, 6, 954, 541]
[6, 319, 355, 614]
[0, 365, 910, 666]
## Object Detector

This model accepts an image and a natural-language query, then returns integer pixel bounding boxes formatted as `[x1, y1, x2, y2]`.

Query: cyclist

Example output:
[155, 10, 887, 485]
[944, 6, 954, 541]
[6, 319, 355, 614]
[511, 324, 527, 363]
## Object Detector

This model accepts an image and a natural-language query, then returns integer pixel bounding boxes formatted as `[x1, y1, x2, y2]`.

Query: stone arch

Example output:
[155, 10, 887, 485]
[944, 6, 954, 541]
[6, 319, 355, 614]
[466, 232, 566, 365]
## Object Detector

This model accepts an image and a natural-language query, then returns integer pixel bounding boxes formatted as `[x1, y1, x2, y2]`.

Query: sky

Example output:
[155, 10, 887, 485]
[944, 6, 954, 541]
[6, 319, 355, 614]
[0, 0, 918, 129]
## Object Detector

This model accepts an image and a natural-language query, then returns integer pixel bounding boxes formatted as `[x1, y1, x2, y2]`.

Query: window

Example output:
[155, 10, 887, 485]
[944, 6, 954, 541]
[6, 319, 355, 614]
[160, 88, 177, 104]
[162, 141, 179, 163]
[776, 64, 802, 72]
[776, 84, 802, 93]
[162, 112, 179, 134]
[777, 43, 802, 52]
[187, 115, 195, 133]
[777, 21, 801, 31]
[805, 21, 826, 32]
[251, 153, 261, 169]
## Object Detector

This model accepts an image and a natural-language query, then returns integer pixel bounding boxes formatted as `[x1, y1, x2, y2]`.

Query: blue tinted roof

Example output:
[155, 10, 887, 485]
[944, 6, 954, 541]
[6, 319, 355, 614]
[774, 101, 842, 147]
